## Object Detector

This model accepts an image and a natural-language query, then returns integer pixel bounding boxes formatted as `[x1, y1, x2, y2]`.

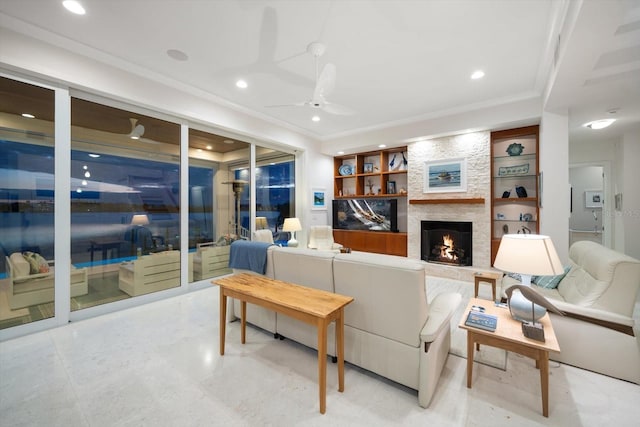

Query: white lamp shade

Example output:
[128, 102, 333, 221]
[494, 234, 563, 276]
[131, 214, 150, 226]
[282, 218, 302, 232]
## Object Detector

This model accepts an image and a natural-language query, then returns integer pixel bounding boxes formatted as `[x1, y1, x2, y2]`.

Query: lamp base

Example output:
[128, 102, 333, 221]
[287, 238, 298, 248]
[508, 288, 547, 322]
[522, 321, 545, 342]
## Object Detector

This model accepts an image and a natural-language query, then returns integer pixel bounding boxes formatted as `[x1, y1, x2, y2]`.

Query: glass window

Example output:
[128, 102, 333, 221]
[189, 130, 249, 282]
[237, 150, 295, 246]
[0, 77, 56, 329]
[70, 98, 181, 307]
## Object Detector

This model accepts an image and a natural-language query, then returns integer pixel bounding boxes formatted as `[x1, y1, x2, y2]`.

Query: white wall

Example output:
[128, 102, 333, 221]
[540, 111, 570, 262]
[620, 130, 640, 259]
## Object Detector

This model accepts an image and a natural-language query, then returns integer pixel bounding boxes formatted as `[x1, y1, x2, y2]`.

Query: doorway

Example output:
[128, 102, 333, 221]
[569, 164, 610, 247]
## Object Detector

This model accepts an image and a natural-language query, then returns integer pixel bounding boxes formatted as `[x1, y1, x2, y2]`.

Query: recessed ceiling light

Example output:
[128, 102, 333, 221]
[236, 80, 248, 89]
[206, 145, 212, 150]
[21, 113, 35, 119]
[378, 144, 387, 148]
[583, 119, 616, 130]
[337, 151, 345, 155]
[88, 153, 100, 158]
[63, 1, 86, 15]
[223, 139, 235, 144]
[167, 49, 188, 61]
[471, 70, 485, 80]
[312, 115, 320, 122]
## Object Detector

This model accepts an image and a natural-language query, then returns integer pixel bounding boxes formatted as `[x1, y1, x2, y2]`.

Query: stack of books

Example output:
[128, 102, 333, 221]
[465, 311, 498, 332]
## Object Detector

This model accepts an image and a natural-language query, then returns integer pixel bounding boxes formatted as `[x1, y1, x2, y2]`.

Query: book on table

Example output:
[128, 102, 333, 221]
[465, 311, 498, 332]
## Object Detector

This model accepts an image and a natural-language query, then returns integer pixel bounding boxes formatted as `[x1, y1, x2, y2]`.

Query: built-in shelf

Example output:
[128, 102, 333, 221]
[409, 198, 485, 205]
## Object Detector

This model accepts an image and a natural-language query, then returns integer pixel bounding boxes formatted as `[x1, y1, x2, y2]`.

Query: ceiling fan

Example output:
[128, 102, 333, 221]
[127, 118, 160, 144]
[266, 42, 355, 115]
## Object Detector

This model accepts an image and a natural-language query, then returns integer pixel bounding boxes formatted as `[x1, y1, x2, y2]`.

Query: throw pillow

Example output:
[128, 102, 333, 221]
[22, 251, 50, 274]
[533, 265, 571, 289]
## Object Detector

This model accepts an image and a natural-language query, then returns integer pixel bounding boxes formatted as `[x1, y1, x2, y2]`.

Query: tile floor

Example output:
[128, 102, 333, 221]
[1, 285, 639, 427]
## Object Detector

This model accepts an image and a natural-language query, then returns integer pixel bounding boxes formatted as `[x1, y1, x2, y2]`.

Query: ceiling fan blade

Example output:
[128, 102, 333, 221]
[313, 63, 336, 100]
[323, 101, 355, 115]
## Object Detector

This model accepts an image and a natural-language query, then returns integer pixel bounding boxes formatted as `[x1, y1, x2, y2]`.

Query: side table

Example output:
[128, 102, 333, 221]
[473, 271, 503, 302]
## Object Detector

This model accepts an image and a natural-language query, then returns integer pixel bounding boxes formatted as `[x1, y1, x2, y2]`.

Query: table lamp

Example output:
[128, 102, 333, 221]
[256, 217, 268, 230]
[282, 218, 302, 247]
[494, 234, 563, 323]
[131, 214, 150, 226]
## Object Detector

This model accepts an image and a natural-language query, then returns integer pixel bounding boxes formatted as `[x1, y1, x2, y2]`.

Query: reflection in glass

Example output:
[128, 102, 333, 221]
[70, 98, 181, 308]
[0, 77, 57, 329]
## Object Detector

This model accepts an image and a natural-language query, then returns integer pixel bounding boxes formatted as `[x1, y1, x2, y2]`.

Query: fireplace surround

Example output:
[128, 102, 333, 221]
[421, 220, 472, 266]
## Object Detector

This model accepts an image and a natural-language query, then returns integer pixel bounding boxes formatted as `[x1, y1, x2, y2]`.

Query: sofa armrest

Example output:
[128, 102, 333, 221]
[551, 300, 635, 329]
[420, 292, 462, 343]
[13, 271, 54, 283]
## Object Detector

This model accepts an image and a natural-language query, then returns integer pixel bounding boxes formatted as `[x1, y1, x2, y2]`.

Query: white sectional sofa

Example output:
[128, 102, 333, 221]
[500, 240, 640, 384]
[229, 245, 461, 408]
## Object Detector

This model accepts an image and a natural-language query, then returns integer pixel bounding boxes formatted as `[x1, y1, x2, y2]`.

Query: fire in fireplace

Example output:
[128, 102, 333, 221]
[421, 220, 472, 266]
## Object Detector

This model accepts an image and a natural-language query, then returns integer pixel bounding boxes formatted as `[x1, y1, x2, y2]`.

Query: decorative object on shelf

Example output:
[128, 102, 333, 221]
[398, 187, 407, 195]
[312, 188, 327, 210]
[504, 284, 564, 342]
[387, 181, 396, 194]
[366, 179, 375, 195]
[515, 185, 528, 198]
[282, 217, 302, 247]
[496, 213, 505, 219]
[506, 142, 525, 156]
[389, 153, 398, 170]
[363, 163, 374, 173]
[338, 164, 353, 176]
[522, 213, 533, 222]
[517, 226, 531, 234]
[424, 158, 467, 193]
[401, 152, 408, 170]
[502, 190, 511, 198]
[494, 234, 564, 338]
[585, 190, 603, 209]
[498, 163, 529, 176]
[502, 224, 509, 234]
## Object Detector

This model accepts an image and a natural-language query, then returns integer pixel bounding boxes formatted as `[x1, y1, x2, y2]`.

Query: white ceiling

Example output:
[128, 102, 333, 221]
[0, 0, 638, 145]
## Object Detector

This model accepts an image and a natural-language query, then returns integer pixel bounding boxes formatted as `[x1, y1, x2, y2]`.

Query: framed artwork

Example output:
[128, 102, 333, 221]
[363, 163, 374, 173]
[387, 181, 396, 194]
[312, 188, 326, 210]
[423, 158, 467, 193]
[585, 190, 603, 209]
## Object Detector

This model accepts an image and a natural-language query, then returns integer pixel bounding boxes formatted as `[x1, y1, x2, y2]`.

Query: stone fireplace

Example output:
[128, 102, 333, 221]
[421, 221, 473, 266]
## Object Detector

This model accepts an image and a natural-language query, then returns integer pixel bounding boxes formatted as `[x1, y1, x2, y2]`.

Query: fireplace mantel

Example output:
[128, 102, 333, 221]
[409, 198, 485, 205]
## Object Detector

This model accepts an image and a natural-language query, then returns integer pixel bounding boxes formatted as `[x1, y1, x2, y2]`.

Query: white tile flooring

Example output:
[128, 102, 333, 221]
[1, 285, 639, 427]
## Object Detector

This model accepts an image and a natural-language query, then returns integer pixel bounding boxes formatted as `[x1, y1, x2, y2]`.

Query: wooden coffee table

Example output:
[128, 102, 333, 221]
[214, 273, 354, 414]
[458, 298, 560, 417]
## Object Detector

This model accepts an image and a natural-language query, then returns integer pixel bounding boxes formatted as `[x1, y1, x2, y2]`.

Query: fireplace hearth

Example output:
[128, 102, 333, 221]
[421, 220, 472, 266]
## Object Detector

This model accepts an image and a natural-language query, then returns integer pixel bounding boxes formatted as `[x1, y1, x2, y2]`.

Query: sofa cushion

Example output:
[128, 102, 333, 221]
[333, 251, 428, 348]
[9, 252, 31, 277]
[22, 251, 50, 274]
[532, 265, 571, 289]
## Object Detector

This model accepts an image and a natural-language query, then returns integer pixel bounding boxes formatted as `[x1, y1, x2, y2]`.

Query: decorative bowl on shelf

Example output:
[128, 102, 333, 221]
[506, 142, 524, 156]
[338, 164, 353, 176]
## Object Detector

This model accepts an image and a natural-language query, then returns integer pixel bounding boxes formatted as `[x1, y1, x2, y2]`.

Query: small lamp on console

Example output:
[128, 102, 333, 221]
[282, 218, 302, 247]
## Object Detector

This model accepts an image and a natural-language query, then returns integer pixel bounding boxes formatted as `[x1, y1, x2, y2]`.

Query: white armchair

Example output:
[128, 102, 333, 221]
[308, 225, 343, 251]
[253, 229, 274, 244]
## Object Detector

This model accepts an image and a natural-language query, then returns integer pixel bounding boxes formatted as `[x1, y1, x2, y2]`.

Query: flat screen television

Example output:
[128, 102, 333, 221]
[332, 198, 398, 232]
